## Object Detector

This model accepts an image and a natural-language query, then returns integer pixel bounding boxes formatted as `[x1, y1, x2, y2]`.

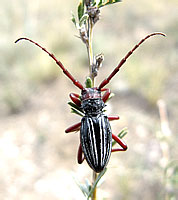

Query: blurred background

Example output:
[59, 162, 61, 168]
[0, 0, 178, 199]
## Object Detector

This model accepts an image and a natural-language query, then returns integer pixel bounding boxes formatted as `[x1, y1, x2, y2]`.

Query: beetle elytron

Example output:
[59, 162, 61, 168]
[15, 32, 165, 173]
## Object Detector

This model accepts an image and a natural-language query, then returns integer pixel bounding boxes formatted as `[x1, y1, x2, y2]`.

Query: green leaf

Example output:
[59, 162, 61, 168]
[78, 0, 85, 21]
[85, 77, 93, 88]
[88, 168, 107, 198]
[79, 13, 89, 26]
[71, 12, 77, 27]
[85, 0, 96, 6]
[68, 102, 83, 113]
[91, 0, 96, 6]
[97, 0, 122, 8]
[118, 127, 128, 139]
[73, 176, 89, 197]
[71, 108, 84, 117]
[68, 102, 84, 117]
[164, 160, 178, 181]
[106, 92, 115, 102]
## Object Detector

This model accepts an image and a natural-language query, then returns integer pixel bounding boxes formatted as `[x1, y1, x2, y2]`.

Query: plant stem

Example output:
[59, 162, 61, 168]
[87, 17, 94, 86]
[157, 99, 172, 200]
[91, 171, 97, 200]
[85, 3, 99, 199]
[86, 8, 98, 200]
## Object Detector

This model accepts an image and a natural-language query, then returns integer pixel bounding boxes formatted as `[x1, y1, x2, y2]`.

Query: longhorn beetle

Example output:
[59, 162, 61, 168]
[15, 32, 165, 173]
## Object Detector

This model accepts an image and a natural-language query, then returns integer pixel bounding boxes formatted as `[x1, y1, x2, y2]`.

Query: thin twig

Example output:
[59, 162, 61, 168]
[157, 99, 171, 168]
[157, 99, 172, 200]
[85, 3, 98, 199]
[91, 171, 97, 200]
[86, 16, 94, 85]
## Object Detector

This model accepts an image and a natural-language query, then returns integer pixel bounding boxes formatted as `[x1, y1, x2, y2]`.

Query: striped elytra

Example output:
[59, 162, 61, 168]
[80, 112, 112, 173]
[80, 96, 112, 173]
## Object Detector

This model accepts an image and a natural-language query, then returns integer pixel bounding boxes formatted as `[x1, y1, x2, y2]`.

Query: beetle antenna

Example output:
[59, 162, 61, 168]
[15, 37, 84, 90]
[98, 32, 166, 89]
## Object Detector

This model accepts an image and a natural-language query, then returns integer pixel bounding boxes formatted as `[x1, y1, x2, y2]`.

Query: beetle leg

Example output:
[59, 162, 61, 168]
[112, 133, 128, 152]
[108, 115, 120, 121]
[69, 93, 81, 107]
[77, 143, 85, 164]
[101, 88, 111, 103]
[65, 122, 81, 133]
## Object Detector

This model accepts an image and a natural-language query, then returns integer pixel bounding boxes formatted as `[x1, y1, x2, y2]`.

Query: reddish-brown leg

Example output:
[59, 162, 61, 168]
[108, 115, 120, 121]
[65, 122, 81, 133]
[69, 93, 81, 107]
[77, 143, 84, 164]
[66, 93, 82, 133]
[112, 133, 128, 152]
[101, 88, 111, 103]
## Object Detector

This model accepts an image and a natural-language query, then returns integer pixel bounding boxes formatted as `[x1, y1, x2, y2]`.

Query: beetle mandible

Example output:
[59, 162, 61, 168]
[15, 32, 165, 173]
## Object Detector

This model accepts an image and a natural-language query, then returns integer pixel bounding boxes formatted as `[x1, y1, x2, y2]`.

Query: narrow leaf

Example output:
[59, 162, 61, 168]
[88, 168, 107, 198]
[86, 0, 96, 6]
[85, 77, 93, 88]
[118, 127, 128, 139]
[78, 0, 85, 21]
[79, 13, 89, 26]
[106, 92, 115, 102]
[71, 12, 77, 27]
[73, 177, 89, 197]
[92, 0, 97, 6]
[71, 108, 84, 117]
[98, 0, 122, 8]
[68, 102, 84, 113]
